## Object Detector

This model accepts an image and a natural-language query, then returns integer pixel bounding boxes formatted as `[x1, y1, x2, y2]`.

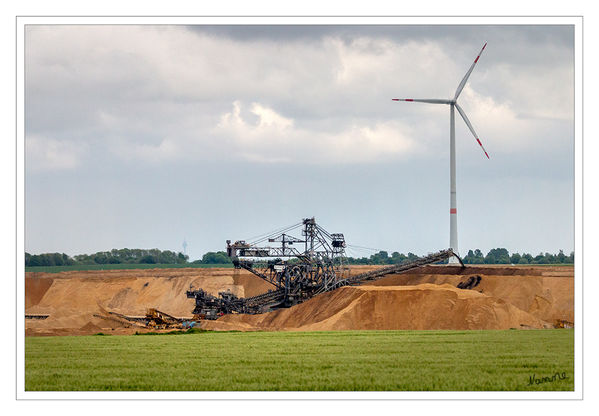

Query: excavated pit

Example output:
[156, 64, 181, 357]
[25, 265, 573, 336]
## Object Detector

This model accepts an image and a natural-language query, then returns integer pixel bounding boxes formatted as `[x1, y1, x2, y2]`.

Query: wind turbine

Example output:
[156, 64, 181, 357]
[392, 43, 489, 263]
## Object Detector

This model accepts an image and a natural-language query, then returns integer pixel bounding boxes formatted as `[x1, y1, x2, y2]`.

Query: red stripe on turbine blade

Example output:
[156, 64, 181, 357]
[392, 99, 399, 101]
[475, 56, 480, 63]
[482, 43, 487, 50]
[450, 208, 457, 214]
[475, 138, 490, 158]
[405, 99, 413, 101]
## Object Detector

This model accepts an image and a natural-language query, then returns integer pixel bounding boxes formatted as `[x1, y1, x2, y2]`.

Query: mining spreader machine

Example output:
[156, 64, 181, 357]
[186, 217, 463, 320]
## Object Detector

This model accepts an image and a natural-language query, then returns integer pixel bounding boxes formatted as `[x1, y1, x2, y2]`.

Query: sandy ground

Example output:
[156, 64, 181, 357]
[25, 268, 274, 336]
[25, 265, 573, 336]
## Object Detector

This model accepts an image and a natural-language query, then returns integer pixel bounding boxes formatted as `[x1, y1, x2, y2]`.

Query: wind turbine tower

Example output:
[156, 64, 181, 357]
[393, 43, 489, 263]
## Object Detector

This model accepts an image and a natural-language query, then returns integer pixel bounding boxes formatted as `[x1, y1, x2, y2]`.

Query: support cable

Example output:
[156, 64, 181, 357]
[246, 222, 303, 245]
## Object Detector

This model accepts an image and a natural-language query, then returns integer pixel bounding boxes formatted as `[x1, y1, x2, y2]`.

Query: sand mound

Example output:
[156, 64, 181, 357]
[371, 265, 574, 323]
[79, 321, 102, 332]
[202, 283, 549, 331]
[26, 268, 274, 316]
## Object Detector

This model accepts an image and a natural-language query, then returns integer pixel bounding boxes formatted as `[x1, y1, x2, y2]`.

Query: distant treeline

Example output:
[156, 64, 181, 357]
[25, 247, 574, 268]
[25, 248, 193, 267]
[24, 248, 237, 268]
[347, 248, 574, 265]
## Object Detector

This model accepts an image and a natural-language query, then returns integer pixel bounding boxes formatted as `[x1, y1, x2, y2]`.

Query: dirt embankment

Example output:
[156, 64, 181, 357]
[25, 277, 54, 309]
[25, 265, 574, 335]
[202, 265, 573, 332]
[371, 265, 574, 323]
[203, 283, 549, 331]
[25, 268, 274, 336]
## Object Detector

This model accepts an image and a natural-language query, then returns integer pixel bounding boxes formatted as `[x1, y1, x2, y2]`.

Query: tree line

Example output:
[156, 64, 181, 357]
[25, 247, 574, 268]
[25, 248, 190, 267]
[346, 248, 574, 265]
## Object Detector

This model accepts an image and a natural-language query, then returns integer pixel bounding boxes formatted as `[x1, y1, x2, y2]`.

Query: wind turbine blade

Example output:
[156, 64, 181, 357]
[455, 103, 490, 159]
[453, 42, 487, 101]
[392, 98, 452, 104]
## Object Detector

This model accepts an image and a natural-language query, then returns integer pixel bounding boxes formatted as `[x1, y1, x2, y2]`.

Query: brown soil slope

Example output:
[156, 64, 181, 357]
[202, 284, 549, 331]
[25, 268, 274, 336]
[371, 265, 574, 323]
[25, 277, 54, 309]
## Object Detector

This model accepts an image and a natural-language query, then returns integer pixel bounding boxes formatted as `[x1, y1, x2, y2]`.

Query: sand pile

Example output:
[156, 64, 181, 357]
[202, 283, 549, 331]
[371, 265, 574, 323]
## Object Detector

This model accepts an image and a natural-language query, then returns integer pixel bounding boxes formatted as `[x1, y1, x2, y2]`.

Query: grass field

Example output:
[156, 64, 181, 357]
[25, 263, 234, 273]
[25, 329, 574, 391]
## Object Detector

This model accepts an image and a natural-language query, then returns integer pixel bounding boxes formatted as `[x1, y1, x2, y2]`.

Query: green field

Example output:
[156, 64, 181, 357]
[25, 263, 234, 273]
[25, 329, 574, 391]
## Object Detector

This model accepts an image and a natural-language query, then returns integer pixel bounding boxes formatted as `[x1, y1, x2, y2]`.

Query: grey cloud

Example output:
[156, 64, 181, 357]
[24, 24, 575, 258]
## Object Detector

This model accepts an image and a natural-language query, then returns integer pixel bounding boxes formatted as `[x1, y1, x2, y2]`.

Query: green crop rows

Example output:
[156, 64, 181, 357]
[25, 329, 574, 391]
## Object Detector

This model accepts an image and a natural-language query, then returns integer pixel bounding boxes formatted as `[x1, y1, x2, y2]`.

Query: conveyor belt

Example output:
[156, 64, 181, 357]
[345, 248, 462, 285]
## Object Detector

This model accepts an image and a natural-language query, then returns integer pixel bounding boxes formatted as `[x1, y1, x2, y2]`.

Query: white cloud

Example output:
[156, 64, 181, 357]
[250, 102, 294, 130]
[333, 37, 455, 93]
[487, 63, 574, 121]
[25, 25, 574, 168]
[214, 101, 419, 164]
[458, 86, 571, 155]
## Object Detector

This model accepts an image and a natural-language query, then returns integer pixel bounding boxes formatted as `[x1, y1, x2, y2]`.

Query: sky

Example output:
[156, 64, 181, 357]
[24, 24, 575, 261]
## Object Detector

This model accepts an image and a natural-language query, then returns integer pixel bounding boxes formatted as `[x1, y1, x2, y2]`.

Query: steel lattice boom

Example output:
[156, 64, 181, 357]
[186, 218, 463, 319]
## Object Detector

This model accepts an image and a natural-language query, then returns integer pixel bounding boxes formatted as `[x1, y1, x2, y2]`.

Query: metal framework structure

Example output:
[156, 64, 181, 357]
[227, 217, 349, 299]
[186, 217, 463, 320]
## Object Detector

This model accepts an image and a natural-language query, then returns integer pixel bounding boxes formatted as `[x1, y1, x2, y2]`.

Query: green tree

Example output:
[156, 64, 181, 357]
[201, 251, 232, 264]
[62, 253, 74, 265]
[522, 253, 534, 263]
[485, 248, 510, 264]
[370, 251, 390, 265]
[461, 249, 483, 264]
[140, 255, 156, 264]
[51, 253, 64, 266]
[177, 252, 189, 263]
[557, 250, 566, 264]
[463, 250, 478, 264]
[27, 254, 41, 267]
[94, 253, 109, 264]
[510, 253, 521, 264]
[391, 251, 407, 264]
